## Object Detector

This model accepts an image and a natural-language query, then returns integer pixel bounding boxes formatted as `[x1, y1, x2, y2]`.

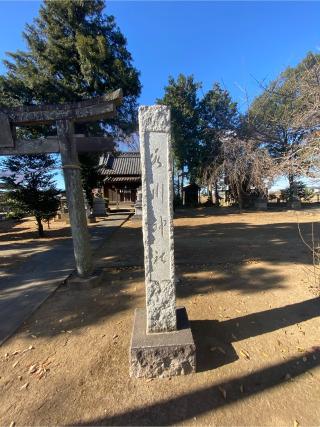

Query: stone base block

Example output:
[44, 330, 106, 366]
[67, 268, 104, 289]
[130, 307, 196, 378]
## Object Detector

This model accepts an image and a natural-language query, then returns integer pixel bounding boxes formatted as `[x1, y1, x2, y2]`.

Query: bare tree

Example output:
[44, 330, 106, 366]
[203, 133, 276, 211]
[291, 54, 320, 129]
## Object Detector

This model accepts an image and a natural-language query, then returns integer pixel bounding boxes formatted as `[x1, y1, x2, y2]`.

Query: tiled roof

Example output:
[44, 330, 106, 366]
[104, 176, 141, 183]
[99, 152, 141, 177]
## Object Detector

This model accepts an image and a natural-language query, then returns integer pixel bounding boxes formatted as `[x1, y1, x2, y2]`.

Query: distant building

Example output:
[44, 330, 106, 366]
[182, 183, 200, 206]
[98, 152, 141, 209]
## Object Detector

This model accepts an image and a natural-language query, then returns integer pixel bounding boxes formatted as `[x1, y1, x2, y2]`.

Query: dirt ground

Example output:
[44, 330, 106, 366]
[0, 207, 320, 426]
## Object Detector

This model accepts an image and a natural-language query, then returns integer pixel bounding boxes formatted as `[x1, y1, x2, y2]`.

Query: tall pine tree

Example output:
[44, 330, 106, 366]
[0, 0, 141, 199]
[157, 74, 202, 189]
[199, 83, 239, 205]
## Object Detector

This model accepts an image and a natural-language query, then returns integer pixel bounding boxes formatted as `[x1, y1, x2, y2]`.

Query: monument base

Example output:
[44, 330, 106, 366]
[130, 307, 196, 378]
[67, 268, 103, 289]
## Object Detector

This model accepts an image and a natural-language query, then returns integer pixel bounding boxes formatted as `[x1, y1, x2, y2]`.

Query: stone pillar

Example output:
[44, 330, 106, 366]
[129, 106, 196, 378]
[57, 119, 93, 277]
[140, 106, 176, 333]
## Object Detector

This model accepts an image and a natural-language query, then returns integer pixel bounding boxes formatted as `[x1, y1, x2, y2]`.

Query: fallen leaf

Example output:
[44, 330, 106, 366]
[218, 386, 227, 399]
[20, 382, 29, 390]
[28, 365, 37, 374]
[240, 349, 250, 360]
[113, 334, 118, 340]
[9, 421, 15, 427]
[12, 361, 19, 368]
[239, 384, 244, 393]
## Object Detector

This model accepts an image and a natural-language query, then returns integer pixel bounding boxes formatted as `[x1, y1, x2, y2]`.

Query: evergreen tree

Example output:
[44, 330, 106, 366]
[199, 83, 239, 204]
[0, 0, 141, 199]
[1, 155, 60, 237]
[157, 74, 202, 188]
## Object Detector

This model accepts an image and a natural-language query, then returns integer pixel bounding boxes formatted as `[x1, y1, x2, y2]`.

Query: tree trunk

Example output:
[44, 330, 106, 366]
[207, 183, 213, 205]
[236, 183, 243, 213]
[214, 182, 220, 207]
[36, 216, 44, 237]
[288, 173, 295, 202]
[181, 169, 184, 197]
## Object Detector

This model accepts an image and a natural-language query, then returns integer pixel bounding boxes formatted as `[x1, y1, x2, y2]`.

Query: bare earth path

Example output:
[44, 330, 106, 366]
[0, 207, 319, 426]
[0, 214, 129, 346]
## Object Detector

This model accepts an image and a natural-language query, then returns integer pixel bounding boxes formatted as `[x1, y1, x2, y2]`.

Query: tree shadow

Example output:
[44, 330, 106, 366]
[8, 267, 143, 342]
[0, 217, 130, 344]
[174, 220, 314, 268]
[19, 216, 312, 339]
[0, 225, 71, 242]
[74, 347, 320, 426]
[1, 213, 318, 343]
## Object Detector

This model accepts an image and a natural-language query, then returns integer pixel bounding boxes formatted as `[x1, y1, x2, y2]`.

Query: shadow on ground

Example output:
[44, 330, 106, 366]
[13, 215, 319, 339]
[192, 296, 320, 372]
[75, 347, 320, 426]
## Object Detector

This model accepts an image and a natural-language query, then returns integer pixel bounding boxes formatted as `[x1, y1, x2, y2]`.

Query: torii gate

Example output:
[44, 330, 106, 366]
[0, 89, 123, 277]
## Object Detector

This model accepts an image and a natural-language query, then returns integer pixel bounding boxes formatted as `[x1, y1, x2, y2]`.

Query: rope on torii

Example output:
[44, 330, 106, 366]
[0, 89, 123, 277]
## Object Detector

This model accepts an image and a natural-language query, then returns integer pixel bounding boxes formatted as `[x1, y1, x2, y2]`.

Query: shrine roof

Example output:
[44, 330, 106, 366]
[99, 152, 141, 177]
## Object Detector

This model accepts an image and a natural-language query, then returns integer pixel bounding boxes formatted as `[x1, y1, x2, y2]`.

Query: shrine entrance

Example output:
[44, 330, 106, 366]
[0, 89, 123, 277]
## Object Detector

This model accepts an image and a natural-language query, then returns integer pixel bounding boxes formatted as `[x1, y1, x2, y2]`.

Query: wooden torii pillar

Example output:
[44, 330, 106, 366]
[0, 89, 123, 277]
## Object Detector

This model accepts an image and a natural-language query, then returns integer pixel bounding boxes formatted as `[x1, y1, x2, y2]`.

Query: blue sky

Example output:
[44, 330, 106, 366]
[1, 1, 320, 190]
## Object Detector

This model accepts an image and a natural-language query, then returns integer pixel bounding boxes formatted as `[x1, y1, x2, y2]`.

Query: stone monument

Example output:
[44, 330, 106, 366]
[288, 183, 301, 209]
[129, 105, 196, 378]
[133, 186, 142, 219]
[92, 191, 107, 216]
[254, 196, 268, 210]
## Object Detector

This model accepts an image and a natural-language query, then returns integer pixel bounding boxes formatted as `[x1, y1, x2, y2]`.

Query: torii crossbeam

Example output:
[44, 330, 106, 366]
[0, 89, 123, 277]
